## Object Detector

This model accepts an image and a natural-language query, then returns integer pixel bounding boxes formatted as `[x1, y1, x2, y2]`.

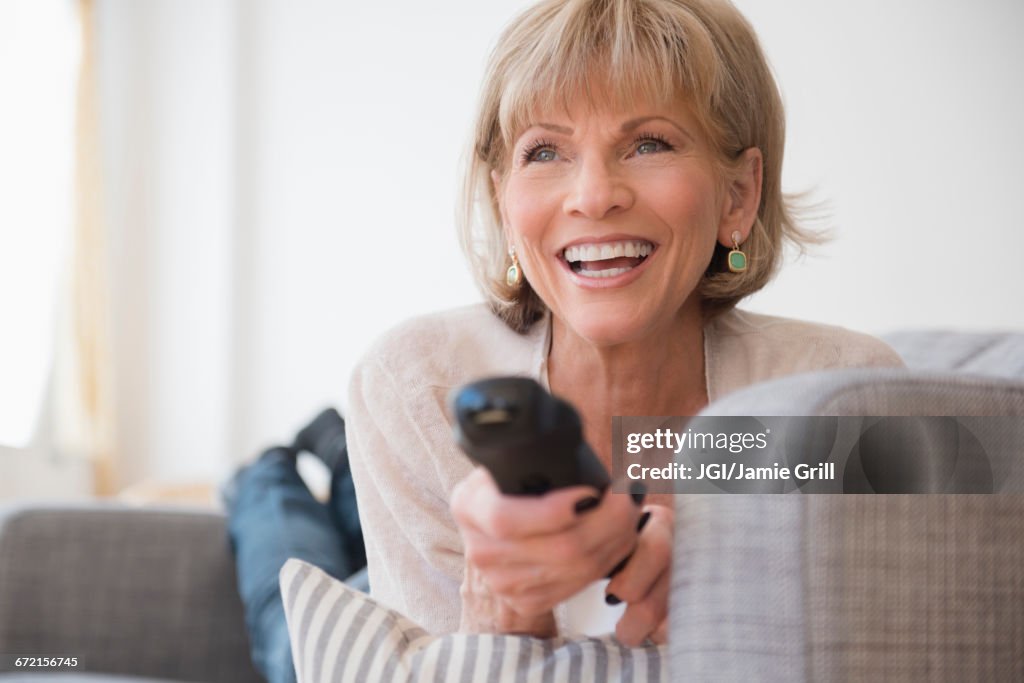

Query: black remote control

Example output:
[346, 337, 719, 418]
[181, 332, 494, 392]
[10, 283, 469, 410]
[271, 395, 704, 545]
[451, 377, 611, 496]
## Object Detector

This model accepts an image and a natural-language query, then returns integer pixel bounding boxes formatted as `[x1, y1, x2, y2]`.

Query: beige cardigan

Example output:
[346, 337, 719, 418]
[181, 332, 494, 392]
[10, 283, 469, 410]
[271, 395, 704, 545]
[346, 304, 903, 635]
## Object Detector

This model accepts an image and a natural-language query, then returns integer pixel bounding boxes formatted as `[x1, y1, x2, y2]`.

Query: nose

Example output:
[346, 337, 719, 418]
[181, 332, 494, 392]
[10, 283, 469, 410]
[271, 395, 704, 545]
[562, 155, 634, 220]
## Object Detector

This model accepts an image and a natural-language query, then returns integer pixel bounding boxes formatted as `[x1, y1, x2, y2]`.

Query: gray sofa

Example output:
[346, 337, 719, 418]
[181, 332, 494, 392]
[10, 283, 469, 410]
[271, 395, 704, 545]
[2, 331, 1022, 682]
[0, 506, 260, 683]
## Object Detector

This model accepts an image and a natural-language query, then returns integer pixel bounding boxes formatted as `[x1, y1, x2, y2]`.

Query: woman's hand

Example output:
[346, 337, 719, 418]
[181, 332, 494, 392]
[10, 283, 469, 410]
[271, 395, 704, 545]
[605, 503, 674, 647]
[459, 552, 558, 637]
[451, 466, 641, 636]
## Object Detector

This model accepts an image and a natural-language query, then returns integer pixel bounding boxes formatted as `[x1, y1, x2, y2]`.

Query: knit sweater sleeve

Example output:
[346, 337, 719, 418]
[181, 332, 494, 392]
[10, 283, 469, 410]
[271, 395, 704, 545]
[346, 348, 466, 635]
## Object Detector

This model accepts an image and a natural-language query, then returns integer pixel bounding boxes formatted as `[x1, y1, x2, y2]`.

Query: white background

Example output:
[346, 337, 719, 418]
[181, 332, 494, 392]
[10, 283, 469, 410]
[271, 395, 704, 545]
[5, 0, 1022, 497]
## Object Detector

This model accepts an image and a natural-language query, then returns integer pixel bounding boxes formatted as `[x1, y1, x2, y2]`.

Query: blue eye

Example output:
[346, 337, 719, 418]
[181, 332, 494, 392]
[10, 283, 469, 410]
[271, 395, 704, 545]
[634, 133, 673, 155]
[521, 139, 559, 164]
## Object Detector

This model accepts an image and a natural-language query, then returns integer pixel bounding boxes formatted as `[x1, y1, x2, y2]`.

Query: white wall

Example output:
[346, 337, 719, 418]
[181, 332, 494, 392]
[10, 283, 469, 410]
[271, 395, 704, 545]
[736, 0, 1024, 331]
[94, 0, 1024, 488]
[98, 1, 237, 485]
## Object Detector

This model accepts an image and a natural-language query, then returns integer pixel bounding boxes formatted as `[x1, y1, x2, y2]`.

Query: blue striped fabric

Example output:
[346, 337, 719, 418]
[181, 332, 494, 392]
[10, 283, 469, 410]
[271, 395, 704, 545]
[280, 559, 667, 683]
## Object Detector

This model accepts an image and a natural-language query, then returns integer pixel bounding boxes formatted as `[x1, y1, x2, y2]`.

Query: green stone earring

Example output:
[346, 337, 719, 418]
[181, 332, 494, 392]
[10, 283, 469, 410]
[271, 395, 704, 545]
[506, 246, 523, 287]
[727, 230, 748, 273]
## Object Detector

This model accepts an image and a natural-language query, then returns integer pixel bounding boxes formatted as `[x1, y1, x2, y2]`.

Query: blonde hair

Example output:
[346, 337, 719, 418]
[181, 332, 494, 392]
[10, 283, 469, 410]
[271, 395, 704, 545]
[458, 0, 818, 333]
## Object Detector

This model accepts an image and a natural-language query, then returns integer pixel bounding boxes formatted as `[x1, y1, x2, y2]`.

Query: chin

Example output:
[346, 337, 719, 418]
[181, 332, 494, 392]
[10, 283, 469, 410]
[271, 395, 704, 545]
[561, 309, 656, 347]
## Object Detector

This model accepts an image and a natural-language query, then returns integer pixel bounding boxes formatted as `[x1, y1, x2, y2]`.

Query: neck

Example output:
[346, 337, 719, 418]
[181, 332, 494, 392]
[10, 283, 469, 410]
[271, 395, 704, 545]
[547, 298, 708, 421]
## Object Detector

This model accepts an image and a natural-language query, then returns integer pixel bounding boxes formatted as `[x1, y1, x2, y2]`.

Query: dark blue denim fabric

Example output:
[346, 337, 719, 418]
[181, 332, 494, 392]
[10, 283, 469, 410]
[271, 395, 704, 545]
[227, 447, 366, 683]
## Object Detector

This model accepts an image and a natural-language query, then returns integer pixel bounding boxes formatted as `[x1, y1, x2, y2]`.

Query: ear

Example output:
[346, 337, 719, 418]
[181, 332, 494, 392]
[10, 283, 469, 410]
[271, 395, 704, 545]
[717, 148, 763, 247]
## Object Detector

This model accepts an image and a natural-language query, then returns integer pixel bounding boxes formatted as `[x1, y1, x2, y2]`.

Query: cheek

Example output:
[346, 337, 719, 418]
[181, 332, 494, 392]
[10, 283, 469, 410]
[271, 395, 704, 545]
[504, 179, 558, 243]
[650, 174, 719, 239]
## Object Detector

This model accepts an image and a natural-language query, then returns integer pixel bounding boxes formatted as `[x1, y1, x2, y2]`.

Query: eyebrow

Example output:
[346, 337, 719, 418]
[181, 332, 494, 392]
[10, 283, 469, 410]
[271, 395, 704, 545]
[621, 115, 692, 140]
[534, 122, 573, 134]
[530, 116, 694, 141]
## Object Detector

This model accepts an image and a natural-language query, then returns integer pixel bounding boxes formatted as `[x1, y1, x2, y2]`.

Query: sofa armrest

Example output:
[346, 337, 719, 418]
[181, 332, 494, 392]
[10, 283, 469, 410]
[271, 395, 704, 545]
[0, 505, 261, 683]
[668, 368, 1024, 680]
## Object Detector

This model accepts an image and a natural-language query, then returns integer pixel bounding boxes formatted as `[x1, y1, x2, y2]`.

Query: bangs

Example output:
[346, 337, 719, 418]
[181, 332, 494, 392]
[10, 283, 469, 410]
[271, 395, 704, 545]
[493, 0, 724, 157]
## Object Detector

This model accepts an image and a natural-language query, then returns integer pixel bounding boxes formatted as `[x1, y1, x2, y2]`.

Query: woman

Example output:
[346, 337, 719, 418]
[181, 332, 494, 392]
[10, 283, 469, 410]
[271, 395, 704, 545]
[229, 0, 903, 678]
[346, 0, 901, 648]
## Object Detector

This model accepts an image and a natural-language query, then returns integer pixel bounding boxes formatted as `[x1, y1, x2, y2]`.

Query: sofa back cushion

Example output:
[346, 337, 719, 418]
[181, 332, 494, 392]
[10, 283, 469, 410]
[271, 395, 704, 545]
[883, 330, 1024, 378]
[0, 506, 261, 683]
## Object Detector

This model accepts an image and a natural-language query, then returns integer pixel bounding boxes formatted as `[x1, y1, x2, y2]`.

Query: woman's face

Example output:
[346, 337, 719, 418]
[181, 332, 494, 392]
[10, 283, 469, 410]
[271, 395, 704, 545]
[494, 97, 734, 346]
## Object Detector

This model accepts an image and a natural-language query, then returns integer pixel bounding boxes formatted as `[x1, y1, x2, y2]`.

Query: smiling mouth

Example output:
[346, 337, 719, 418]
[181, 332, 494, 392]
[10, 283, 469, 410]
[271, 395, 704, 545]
[561, 239, 655, 279]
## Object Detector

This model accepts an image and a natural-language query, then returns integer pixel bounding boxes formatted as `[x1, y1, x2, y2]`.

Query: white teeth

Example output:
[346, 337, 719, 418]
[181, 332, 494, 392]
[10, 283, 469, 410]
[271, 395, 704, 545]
[578, 266, 631, 279]
[563, 240, 654, 263]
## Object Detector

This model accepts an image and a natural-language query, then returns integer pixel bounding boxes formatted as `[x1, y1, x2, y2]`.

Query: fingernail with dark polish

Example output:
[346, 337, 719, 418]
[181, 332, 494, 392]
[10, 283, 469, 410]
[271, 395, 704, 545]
[607, 552, 632, 578]
[630, 482, 647, 506]
[605, 593, 622, 606]
[637, 510, 651, 532]
[574, 496, 600, 514]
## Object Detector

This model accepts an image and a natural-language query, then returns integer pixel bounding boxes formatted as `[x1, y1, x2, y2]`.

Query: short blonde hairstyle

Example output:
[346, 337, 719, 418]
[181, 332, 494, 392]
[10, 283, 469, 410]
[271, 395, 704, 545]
[458, 0, 817, 333]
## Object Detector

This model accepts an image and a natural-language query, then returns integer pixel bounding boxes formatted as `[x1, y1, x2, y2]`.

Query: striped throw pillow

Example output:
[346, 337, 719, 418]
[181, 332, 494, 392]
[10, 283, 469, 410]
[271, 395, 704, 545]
[280, 559, 667, 683]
